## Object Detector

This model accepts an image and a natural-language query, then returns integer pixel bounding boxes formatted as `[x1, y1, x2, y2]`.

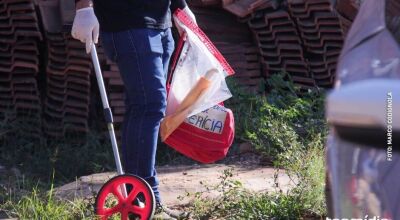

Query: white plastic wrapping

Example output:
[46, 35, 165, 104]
[165, 10, 234, 118]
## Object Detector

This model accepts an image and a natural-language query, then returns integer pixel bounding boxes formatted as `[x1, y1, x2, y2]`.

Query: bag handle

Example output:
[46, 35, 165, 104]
[174, 9, 234, 76]
[167, 32, 187, 94]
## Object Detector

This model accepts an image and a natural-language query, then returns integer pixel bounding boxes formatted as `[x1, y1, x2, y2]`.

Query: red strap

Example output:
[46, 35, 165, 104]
[174, 9, 235, 76]
[167, 32, 187, 94]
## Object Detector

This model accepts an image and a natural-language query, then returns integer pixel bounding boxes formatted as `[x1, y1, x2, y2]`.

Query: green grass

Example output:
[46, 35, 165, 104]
[2, 188, 91, 220]
[0, 108, 187, 219]
[185, 137, 326, 219]
[0, 170, 95, 219]
[225, 73, 326, 160]
[0, 73, 328, 219]
[0, 115, 187, 184]
[183, 73, 328, 219]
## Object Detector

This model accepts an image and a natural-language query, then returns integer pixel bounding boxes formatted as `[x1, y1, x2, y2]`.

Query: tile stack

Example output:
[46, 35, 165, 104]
[288, 0, 344, 87]
[386, 0, 400, 42]
[215, 42, 264, 93]
[248, 8, 316, 89]
[335, 0, 364, 36]
[44, 33, 92, 139]
[222, 0, 280, 18]
[220, 0, 347, 89]
[0, 0, 42, 138]
[101, 58, 125, 138]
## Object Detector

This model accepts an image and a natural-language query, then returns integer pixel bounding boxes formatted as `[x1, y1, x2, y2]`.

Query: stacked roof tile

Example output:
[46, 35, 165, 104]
[0, 0, 42, 43]
[100, 57, 125, 139]
[222, 0, 280, 18]
[288, 0, 343, 87]
[386, 0, 400, 42]
[193, 7, 265, 93]
[216, 42, 264, 93]
[43, 33, 91, 139]
[0, 0, 362, 143]
[335, 0, 364, 36]
[248, 7, 317, 88]
[0, 0, 42, 138]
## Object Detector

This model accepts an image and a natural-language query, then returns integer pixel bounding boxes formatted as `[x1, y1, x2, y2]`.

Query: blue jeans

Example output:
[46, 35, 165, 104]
[100, 28, 174, 203]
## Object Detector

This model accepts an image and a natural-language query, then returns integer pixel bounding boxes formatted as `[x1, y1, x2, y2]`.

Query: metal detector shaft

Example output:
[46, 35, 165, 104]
[90, 44, 124, 176]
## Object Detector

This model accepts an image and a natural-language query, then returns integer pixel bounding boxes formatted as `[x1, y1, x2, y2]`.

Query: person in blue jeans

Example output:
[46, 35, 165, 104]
[71, 0, 196, 219]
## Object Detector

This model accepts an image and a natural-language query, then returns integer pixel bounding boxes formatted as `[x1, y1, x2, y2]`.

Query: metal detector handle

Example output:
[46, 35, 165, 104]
[90, 44, 125, 176]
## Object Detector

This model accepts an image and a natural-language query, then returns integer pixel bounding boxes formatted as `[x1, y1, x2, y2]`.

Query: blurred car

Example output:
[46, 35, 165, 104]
[325, 0, 400, 219]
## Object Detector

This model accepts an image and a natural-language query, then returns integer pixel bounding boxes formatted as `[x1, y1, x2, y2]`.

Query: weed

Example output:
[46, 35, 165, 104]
[0, 172, 96, 219]
[186, 139, 326, 219]
[0, 73, 328, 219]
[183, 74, 328, 219]
[226, 73, 327, 159]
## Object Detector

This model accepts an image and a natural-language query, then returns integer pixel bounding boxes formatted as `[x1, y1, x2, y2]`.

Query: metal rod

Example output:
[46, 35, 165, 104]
[90, 44, 125, 176]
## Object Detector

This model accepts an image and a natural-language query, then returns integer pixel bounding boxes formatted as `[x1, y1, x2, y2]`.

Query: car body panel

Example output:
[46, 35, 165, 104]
[326, 0, 400, 218]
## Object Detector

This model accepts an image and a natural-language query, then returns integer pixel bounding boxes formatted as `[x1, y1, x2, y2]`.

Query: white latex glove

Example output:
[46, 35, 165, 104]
[175, 6, 197, 36]
[71, 7, 99, 54]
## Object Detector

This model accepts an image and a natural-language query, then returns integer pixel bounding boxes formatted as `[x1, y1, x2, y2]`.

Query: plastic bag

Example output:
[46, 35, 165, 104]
[161, 69, 215, 141]
[160, 9, 235, 163]
[165, 9, 234, 118]
[164, 103, 235, 163]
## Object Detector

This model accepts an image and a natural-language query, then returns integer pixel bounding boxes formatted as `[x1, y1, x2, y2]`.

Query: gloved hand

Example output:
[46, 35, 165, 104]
[175, 6, 196, 36]
[71, 7, 99, 54]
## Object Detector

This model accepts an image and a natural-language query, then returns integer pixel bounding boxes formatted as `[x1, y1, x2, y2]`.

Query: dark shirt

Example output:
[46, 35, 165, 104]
[79, 0, 187, 32]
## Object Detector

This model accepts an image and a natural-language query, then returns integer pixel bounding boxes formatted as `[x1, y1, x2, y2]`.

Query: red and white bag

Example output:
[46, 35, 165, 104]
[163, 9, 235, 163]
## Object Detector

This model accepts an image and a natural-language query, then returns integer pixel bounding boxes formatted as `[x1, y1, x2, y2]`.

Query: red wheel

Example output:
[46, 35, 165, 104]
[95, 174, 155, 220]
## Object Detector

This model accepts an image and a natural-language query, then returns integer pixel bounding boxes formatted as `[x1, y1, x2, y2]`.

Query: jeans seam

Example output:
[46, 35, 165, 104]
[111, 33, 118, 62]
[123, 110, 130, 171]
[127, 30, 147, 175]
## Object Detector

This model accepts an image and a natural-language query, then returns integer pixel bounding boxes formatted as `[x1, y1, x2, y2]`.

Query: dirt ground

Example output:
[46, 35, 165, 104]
[54, 153, 294, 207]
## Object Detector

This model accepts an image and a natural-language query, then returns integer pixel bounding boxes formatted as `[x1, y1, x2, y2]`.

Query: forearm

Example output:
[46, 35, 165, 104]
[76, 0, 93, 10]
